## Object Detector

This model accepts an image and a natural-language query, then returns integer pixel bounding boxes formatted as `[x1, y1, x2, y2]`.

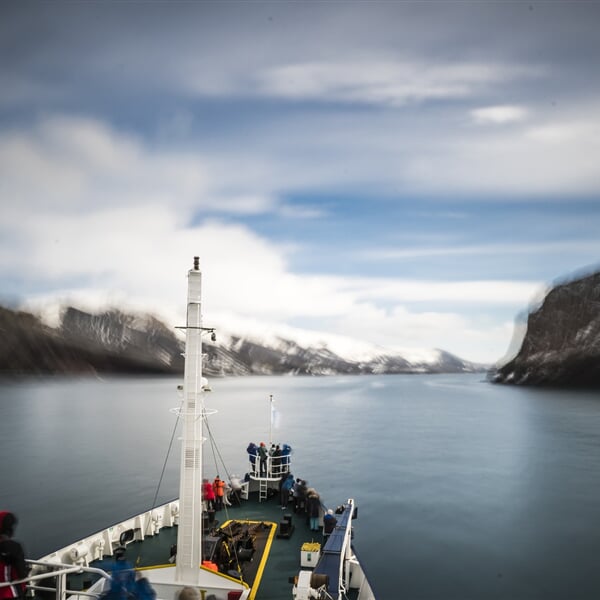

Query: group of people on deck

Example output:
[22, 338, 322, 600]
[246, 441, 291, 478]
[245, 442, 338, 539]
[201, 476, 226, 511]
[279, 475, 337, 539]
[201, 474, 245, 513]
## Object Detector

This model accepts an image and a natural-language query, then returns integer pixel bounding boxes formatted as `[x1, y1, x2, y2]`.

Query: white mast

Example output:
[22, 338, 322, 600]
[175, 256, 205, 584]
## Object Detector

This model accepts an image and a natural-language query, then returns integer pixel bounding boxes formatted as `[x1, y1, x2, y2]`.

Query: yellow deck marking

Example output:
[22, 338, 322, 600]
[136, 519, 276, 597]
[136, 564, 174, 571]
[221, 519, 278, 600]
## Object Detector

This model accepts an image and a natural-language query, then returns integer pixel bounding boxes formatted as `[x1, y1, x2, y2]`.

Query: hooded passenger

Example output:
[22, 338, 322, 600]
[0, 512, 28, 599]
[246, 443, 258, 473]
[257, 442, 268, 476]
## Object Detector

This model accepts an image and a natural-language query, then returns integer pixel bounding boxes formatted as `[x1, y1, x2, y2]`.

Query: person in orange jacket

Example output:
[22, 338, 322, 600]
[213, 476, 225, 511]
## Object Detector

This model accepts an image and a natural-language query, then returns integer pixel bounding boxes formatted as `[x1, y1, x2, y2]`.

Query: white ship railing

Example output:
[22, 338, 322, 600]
[247, 453, 291, 479]
[0, 560, 111, 600]
[37, 500, 180, 566]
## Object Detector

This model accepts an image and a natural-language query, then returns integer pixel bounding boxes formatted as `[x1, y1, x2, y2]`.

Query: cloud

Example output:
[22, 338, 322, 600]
[0, 115, 291, 223]
[0, 116, 209, 215]
[362, 241, 600, 261]
[331, 304, 516, 364]
[186, 96, 600, 199]
[0, 113, 580, 365]
[277, 204, 328, 219]
[8, 194, 529, 364]
[253, 60, 532, 106]
[400, 112, 600, 197]
[344, 278, 542, 306]
[471, 105, 529, 124]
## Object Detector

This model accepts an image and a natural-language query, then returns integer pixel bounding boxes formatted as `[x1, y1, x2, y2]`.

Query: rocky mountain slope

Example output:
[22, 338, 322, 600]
[493, 270, 600, 387]
[0, 304, 483, 377]
[0, 305, 183, 376]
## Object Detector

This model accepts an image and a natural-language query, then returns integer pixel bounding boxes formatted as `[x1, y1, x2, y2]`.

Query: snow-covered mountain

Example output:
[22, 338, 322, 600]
[0, 304, 485, 376]
[203, 323, 483, 375]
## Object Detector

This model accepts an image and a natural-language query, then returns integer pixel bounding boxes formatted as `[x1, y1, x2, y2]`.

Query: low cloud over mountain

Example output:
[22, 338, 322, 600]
[0, 305, 483, 377]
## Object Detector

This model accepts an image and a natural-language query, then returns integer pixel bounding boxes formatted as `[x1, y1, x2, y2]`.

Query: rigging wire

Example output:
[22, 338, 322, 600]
[202, 413, 247, 582]
[134, 396, 183, 565]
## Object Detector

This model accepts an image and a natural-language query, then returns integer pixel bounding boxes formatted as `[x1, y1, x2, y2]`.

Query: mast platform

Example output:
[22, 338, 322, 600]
[245, 451, 293, 502]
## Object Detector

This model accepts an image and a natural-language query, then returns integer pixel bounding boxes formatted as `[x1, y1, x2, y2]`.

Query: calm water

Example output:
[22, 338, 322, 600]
[1, 374, 600, 599]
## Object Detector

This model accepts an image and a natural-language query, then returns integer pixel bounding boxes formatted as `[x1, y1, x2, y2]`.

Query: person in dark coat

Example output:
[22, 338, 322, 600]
[297, 480, 308, 513]
[257, 442, 268, 476]
[280, 473, 294, 509]
[323, 509, 337, 543]
[306, 490, 321, 531]
[0, 512, 28, 600]
[246, 442, 258, 474]
[272, 445, 282, 476]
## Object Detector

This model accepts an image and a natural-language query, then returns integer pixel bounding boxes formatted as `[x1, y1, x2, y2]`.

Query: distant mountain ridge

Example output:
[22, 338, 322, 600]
[0, 304, 484, 377]
[493, 270, 600, 387]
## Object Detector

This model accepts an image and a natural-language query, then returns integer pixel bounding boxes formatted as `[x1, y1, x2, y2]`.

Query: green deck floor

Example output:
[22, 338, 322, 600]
[76, 493, 329, 600]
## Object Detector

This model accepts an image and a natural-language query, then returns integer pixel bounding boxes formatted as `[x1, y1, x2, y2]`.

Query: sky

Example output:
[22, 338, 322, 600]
[1, 1, 600, 364]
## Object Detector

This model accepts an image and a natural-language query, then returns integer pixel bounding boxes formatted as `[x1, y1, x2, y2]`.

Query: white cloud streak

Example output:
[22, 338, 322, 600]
[255, 61, 531, 106]
[400, 113, 600, 197]
[471, 105, 529, 124]
[362, 241, 600, 261]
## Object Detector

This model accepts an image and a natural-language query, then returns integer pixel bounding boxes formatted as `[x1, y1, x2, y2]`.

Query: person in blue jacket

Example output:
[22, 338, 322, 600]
[246, 442, 258, 474]
[280, 473, 294, 509]
[281, 444, 292, 473]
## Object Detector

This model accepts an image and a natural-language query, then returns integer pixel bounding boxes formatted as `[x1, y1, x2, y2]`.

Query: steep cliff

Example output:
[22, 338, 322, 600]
[494, 271, 600, 387]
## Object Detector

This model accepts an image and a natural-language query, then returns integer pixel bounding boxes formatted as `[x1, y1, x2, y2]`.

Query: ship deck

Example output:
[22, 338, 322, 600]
[67, 491, 339, 600]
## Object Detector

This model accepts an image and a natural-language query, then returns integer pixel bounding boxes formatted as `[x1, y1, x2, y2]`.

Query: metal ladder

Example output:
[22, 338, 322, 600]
[259, 478, 268, 502]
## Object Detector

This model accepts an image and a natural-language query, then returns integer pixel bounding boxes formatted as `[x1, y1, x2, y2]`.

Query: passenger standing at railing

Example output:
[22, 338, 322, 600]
[202, 479, 215, 511]
[272, 445, 282, 476]
[280, 473, 295, 509]
[306, 489, 321, 531]
[213, 476, 225, 511]
[246, 442, 258, 474]
[269, 444, 276, 474]
[323, 509, 337, 543]
[295, 479, 307, 514]
[292, 478, 301, 511]
[281, 444, 291, 473]
[258, 442, 268, 476]
[0, 512, 28, 600]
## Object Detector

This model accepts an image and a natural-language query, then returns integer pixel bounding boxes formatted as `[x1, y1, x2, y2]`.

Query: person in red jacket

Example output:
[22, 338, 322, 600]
[202, 479, 215, 511]
[0, 512, 27, 600]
